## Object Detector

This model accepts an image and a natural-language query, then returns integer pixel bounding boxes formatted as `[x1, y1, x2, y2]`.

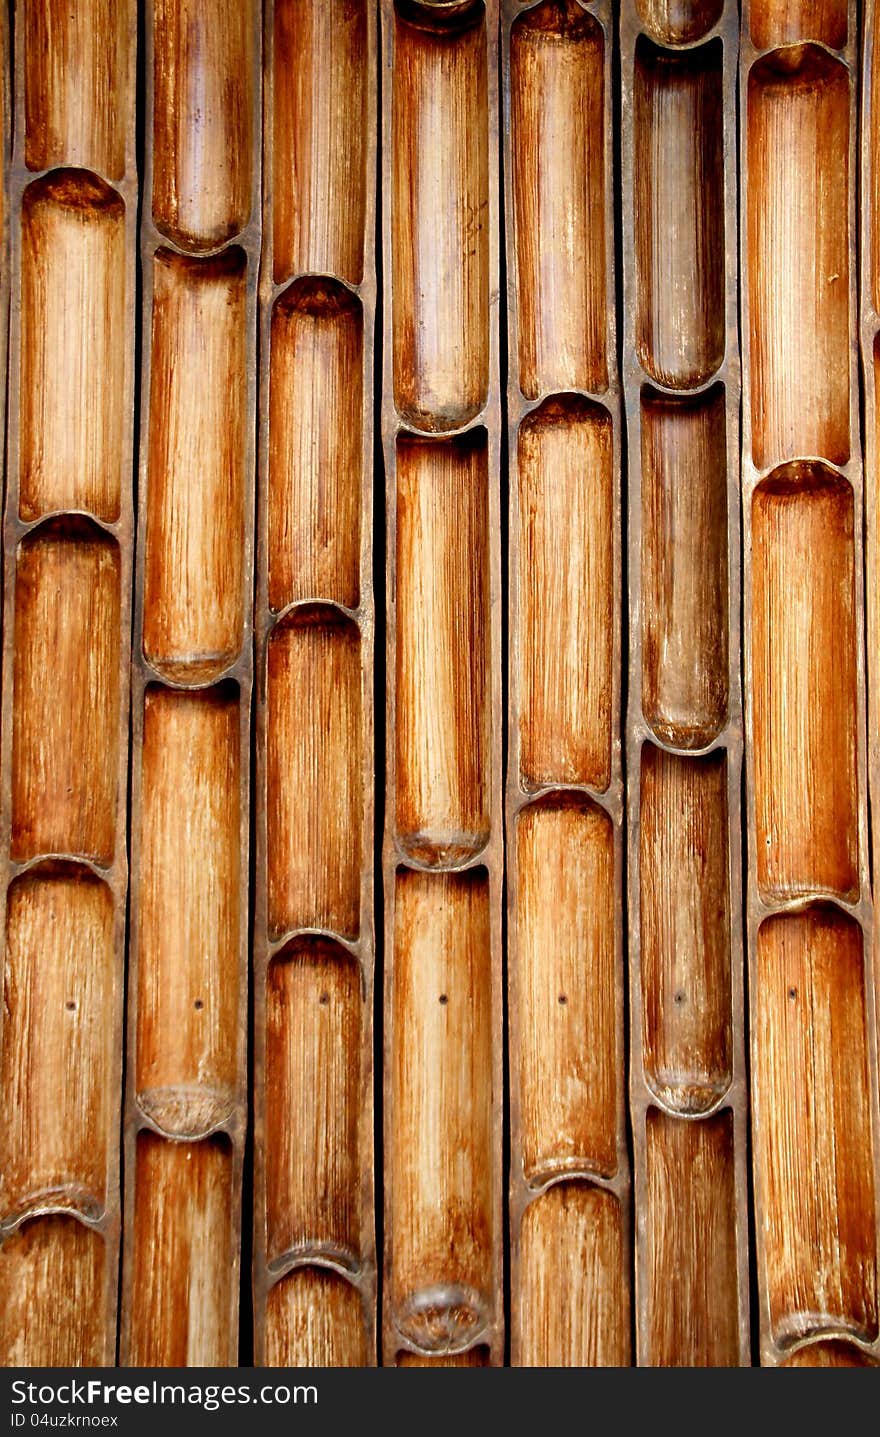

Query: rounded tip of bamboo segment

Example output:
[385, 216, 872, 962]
[136, 1085, 236, 1141]
[396, 1282, 490, 1355]
[751, 42, 843, 86]
[396, 0, 484, 31]
[636, 0, 722, 46]
[779, 1340, 879, 1368]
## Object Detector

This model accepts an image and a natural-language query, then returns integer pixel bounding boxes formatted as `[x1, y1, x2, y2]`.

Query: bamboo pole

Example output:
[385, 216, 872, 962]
[619, 0, 750, 1365]
[0, 0, 136, 1366]
[381, 0, 504, 1366]
[119, 0, 261, 1366]
[741, 0, 880, 1366]
[252, 0, 377, 1367]
[502, 0, 630, 1366]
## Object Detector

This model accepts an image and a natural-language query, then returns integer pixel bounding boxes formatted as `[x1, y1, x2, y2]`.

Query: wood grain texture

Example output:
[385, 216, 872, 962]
[779, 1342, 879, 1368]
[639, 748, 732, 1115]
[392, 5, 489, 431]
[636, 0, 722, 43]
[510, 1, 607, 398]
[265, 939, 362, 1265]
[0, 1217, 107, 1366]
[272, 0, 367, 285]
[19, 171, 125, 523]
[515, 797, 617, 1181]
[143, 248, 247, 683]
[634, 38, 724, 390]
[397, 1347, 489, 1367]
[267, 611, 362, 941]
[265, 1270, 367, 1367]
[516, 397, 612, 791]
[268, 279, 362, 611]
[752, 468, 859, 901]
[749, 0, 847, 50]
[517, 1184, 628, 1367]
[0, 869, 114, 1222]
[152, 0, 254, 250]
[641, 387, 728, 749]
[11, 525, 120, 865]
[390, 869, 493, 1356]
[135, 686, 241, 1138]
[645, 1109, 740, 1366]
[747, 48, 850, 470]
[128, 1134, 234, 1366]
[396, 432, 490, 864]
[23, 0, 129, 178]
[754, 908, 878, 1348]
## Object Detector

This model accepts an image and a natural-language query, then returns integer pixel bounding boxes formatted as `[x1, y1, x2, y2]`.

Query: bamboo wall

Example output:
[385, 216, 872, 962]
[0, 0, 878, 1370]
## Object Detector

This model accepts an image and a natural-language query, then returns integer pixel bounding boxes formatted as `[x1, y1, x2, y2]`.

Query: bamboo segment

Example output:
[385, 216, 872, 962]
[0, 0, 135, 1367]
[395, 432, 490, 865]
[751, 469, 859, 900]
[754, 909, 877, 1346]
[633, 38, 724, 389]
[509, 5, 607, 397]
[645, 1110, 740, 1366]
[1, 869, 114, 1221]
[271, 0, 367, 286]
[384, 0, 502, 1365]
[120, 0, 260, 1367]
[622, 0, 750, 1364]
[0, 1217, 107, 1366]
[19, 173, 126, 523]
[639, 749, 732, 1115]
[504, 0, 630, 1367]
[255, 0, 376, 1366]
[135, 687, 241, 1137]
[265, 940, 362, 1263]
[640, 388, 728, 749]
[391, 5, 489, 432]
[516, 398, 613, 791]
[390, 870, 493, 1354]
[517, 1184, 628, 1367]
[143, 248, 247, 684]
[515, 798, 617, 1181]
[744, 0, 880, 1367]
[11, 527, 120, 865]
[268, 280, 362, 611]
[128, 1135, 234, 1366]
[152, 0, 254, 250]
[747, 49, 850, 470]
[266, 614, 362, 940]
[23, 0, 129, 178]
[265, 1271, 369, 1368]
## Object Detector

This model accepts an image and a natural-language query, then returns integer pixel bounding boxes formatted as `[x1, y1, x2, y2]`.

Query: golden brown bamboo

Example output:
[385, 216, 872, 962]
[742, 0, 880, 1366]
[253, 0, 377, 1367]
[621, 0, 750, 1365]
[119, 0, 260, 1367]
[503, 0, 630, 1367]
[383, 0, 503, 1366]
[0, 0, 136, 1366]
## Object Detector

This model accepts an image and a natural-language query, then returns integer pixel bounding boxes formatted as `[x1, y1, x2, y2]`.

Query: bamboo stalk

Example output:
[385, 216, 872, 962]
[502, 0, 628, 1367]
[252, 0, 377, 1367]
[119, 0, 260, 1366]
[0, 0, 136, 1366]
[620, 0, 750, 1365]
[382, 0, 503, 1366]
[742, 0, 880, 1365]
